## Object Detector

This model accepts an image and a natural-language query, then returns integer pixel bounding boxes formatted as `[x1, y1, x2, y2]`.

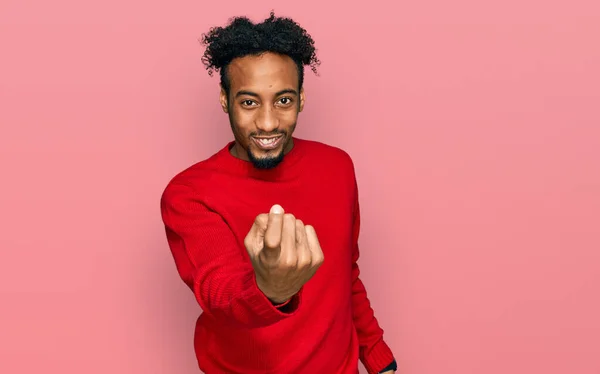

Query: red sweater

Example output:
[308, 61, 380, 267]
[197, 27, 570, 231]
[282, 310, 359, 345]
[160, 137, 394, 374]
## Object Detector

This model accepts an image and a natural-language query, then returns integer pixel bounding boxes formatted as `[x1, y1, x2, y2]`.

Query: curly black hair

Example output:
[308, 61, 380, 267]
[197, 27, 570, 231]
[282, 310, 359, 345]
[200, 11, 320, 95]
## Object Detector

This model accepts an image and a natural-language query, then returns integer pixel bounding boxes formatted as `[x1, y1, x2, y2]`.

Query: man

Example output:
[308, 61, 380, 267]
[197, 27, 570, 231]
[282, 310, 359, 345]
[160, 12, 397, 374]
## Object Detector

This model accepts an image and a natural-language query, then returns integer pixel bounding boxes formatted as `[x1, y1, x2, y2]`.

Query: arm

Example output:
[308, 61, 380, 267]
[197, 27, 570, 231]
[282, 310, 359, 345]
[160, 182, 300, 329]
[350, 177, 397, 373]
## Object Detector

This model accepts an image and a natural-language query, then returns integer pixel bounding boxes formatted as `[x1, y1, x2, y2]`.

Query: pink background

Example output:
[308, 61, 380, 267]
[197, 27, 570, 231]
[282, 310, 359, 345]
[1, 1, 599, 373]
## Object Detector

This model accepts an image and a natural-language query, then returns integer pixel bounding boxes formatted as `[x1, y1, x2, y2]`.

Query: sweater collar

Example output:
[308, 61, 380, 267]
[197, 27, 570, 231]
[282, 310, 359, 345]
[217, 137, 304, 181]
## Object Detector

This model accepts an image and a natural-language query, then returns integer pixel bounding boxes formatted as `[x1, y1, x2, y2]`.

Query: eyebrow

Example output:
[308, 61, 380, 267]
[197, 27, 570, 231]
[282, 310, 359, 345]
[235, 88, 299, 98]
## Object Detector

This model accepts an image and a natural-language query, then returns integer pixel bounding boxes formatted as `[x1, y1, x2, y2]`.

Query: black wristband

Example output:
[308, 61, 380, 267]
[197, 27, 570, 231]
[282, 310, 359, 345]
[379, 359, 397, 373]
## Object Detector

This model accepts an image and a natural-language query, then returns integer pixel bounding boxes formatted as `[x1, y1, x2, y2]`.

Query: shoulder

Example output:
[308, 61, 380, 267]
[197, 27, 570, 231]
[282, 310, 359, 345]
[160, 146, 226, 206]
[297, 138, 356, 174]
[296, 138, 360, 207]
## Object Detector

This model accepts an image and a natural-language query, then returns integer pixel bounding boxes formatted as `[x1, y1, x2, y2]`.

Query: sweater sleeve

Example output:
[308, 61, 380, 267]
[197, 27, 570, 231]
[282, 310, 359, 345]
[350, 176, 396, 374]
[160, 182, 301, 329]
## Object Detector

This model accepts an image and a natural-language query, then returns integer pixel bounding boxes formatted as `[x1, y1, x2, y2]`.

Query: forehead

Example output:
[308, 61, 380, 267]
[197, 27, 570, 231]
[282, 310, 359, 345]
[227, 52, 299, 92]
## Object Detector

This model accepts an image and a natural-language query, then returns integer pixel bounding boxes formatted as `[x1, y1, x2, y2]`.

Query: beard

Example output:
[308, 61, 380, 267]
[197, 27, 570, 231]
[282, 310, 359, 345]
[247, 145, 285, 169]
[227, 108, 297, 170]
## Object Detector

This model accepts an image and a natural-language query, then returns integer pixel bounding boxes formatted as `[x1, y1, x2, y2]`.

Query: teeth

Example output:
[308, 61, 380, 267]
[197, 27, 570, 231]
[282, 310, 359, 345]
[257, 137, 280, 146]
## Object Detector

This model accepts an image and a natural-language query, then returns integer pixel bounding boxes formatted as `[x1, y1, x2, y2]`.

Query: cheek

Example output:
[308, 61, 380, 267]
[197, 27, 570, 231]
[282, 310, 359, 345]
[230, 110, 253, 131]
[279, 109, 299, 124]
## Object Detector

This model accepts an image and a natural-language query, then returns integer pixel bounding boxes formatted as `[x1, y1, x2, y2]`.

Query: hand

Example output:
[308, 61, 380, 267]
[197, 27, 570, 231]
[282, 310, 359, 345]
[244, 204, 324, 303]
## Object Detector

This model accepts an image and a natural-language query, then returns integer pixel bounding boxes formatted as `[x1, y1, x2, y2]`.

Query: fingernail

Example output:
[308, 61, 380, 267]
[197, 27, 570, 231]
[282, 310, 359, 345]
[270, 204, 284, 214]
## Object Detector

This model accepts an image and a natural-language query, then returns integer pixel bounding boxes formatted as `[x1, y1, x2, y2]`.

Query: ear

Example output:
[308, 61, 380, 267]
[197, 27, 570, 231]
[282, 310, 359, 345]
[299, 87, 305, 112]
[219, 85, 228, 113]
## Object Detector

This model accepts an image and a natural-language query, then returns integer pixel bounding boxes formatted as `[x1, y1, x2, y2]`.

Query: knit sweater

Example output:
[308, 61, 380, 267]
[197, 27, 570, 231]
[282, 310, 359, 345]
[160, 137, 395, 374]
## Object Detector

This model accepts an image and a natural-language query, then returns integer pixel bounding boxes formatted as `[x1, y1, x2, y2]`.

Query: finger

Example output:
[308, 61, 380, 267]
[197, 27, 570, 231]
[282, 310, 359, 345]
[305, 225, 324, 266]
[295, 219, 306, 245]
[263, 204, 284, 258]
[295, 219, 311, 267]
[280, 213, 297, 267]
[244, 213, 268, 256]
[252, 214, 269, 240]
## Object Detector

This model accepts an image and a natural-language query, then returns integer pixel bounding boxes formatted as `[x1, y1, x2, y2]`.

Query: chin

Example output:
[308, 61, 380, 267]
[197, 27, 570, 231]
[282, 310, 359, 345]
[248, 146, 285, 169]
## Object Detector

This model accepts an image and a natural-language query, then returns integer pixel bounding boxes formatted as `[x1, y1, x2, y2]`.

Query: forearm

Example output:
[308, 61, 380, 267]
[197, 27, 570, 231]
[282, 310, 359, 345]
[191, 258, 301, 328]
[161, 183, 300, 328]
[351, 271, 384, 344]
[351, 265, 396, 373]
[349, 171, 395, 373]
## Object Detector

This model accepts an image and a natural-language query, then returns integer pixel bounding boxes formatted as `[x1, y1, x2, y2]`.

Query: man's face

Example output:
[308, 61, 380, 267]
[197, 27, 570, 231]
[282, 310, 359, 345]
[220, 52, 305, 169]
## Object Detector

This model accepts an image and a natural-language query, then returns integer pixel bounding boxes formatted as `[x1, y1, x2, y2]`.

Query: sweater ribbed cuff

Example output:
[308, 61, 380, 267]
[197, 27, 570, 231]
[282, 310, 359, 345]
[362, 339, 395, 374]
[239, 274, 302, 324]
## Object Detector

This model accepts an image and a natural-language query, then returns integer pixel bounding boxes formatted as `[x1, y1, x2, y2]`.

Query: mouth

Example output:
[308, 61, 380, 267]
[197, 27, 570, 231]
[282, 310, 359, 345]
[251, 135, 284, 151]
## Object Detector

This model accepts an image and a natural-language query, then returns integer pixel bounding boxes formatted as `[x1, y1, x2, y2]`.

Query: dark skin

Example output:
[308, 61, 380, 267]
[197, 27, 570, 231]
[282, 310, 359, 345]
[218, 52, 323, 305]
[219, 52, 305, 167]
[216, 50, 394, 373]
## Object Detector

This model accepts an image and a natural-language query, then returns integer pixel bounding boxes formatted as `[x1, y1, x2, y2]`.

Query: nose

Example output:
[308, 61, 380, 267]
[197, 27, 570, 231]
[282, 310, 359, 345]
[255, 105, 279, 133]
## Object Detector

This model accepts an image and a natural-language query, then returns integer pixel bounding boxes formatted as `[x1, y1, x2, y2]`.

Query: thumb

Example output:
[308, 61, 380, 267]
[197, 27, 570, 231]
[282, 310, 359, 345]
[246, 212, 268, 257]
[254, 213, 269, 238]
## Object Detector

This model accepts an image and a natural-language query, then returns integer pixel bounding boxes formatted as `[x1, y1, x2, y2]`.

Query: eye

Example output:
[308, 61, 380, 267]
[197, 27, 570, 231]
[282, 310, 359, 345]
[278, 97, 293, 105]
[241, 100, 257, 107]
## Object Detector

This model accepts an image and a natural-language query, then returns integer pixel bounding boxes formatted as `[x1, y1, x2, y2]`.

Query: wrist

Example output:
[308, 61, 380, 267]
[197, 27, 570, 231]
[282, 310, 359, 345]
[269, 296, 291, 305]
[379, 359, 397, 373]
[255, 276, 292, 304]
